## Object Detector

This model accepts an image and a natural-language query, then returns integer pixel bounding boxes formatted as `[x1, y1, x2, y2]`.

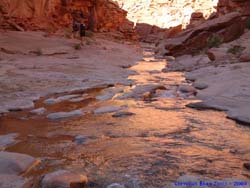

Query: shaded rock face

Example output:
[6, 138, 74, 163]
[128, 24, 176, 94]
[158, 12, 245, 56]
[217, 0, 250, 16]
[0, 0, 134, 34]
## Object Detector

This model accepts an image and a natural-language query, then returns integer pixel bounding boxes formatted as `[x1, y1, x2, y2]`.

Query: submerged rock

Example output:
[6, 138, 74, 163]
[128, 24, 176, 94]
[118, 84, 166, 99]
[40, 170, 87, 188]
[73, 135, 97, 145]
[47, 110, 84, 120]
[0, 133, 19, 150]
[0, 151, 39, 175]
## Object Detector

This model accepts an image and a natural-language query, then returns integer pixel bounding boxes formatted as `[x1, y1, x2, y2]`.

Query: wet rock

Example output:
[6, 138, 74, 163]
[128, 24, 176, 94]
[243, 163, 250, 170]
[44, 95, 80, 105]
[0, 174, 28, 188]
[193, 82, 208, 90]
[118, 84, 166, 99]
[30, 107, 46, 115]
[0, 133, 19, 150]
[40, 170, 87, 188]
[112, 111, 135, 118]
[94, 106, 123, 114]
[47, 110, 84, 120]
[178, 85, 197, 94]
[107, 183, 125, 188]
[73, 135, 97, 145]
[0, 151, 39, 175]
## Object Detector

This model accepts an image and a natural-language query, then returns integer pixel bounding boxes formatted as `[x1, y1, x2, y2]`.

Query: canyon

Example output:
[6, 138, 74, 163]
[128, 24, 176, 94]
[0, 0, 250, 188]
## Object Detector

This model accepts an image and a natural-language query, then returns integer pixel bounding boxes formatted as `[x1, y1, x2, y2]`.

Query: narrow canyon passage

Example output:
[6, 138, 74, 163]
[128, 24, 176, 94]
[0, 45, 249, 188]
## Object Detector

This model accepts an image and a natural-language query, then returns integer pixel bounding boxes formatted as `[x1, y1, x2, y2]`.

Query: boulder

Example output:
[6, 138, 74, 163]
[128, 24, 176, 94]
[161, 12, 245, 56]
[207, 47, 229, 61]
[40, 170, 87, 188]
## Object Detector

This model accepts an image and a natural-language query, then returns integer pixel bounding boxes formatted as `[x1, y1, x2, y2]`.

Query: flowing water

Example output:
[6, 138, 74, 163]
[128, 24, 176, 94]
[0, 46, 250, 188]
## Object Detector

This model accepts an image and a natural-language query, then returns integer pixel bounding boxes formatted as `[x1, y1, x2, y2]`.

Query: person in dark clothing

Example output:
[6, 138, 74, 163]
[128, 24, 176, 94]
[79, 22, 86, 45]
[72, 18, 79, 39]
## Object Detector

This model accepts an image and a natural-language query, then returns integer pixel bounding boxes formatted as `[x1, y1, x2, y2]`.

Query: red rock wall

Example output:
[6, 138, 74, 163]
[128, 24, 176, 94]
[217, 0, 250, 16]
[0, 0, 133, 33]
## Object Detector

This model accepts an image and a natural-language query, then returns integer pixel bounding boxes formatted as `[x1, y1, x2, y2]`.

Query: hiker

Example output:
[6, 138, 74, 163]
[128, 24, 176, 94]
[72, 17, 79, 39]
[79, 22, 86, 45]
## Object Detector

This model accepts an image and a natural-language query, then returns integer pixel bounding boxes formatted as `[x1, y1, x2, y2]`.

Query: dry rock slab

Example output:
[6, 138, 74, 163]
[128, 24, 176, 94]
[0, 151, 39, 175]
[40, 170, 87, 188]
[0, 174, 28, 188]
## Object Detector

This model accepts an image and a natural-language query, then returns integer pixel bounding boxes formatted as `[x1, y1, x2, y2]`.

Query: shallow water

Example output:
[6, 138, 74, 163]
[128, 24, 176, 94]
[0, 47, 249, 188]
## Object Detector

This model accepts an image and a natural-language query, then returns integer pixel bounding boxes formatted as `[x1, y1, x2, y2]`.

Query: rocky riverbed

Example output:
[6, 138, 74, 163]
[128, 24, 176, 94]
[0, 32, 250, 188]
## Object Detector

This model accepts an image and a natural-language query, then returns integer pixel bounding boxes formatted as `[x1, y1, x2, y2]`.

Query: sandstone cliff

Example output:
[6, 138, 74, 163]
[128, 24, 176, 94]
[0, 0, 134, 34]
